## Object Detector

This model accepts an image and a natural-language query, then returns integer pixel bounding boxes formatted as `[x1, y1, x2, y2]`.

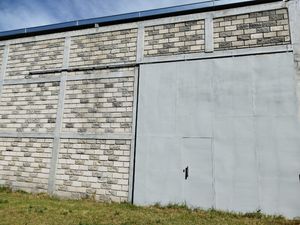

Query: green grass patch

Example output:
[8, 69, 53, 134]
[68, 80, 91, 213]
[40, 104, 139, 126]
[0, 188, 298, 225]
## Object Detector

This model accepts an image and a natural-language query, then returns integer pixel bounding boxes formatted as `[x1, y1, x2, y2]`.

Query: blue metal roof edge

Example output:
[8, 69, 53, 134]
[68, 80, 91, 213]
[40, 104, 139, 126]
[0, 0, 280, 40]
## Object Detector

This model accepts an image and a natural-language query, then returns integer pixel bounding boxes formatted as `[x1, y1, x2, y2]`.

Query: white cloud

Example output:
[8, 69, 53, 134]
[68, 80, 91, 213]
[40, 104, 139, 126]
[0, 1, 59, 30]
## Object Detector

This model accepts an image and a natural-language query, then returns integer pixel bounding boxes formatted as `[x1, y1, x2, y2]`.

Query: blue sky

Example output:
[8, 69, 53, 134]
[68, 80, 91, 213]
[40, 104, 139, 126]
[0, 0, 208, 32]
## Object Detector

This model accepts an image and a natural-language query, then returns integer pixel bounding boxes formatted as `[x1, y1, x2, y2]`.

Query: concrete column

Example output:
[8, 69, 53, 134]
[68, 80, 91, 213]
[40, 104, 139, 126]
[128, 67, 139, 203]
[136, 23, 145, 63]
[0, 45, 9, 97]
[205, 15, 214, 53]
[288, 0, 300, 118]
[48, 36, 71, 194]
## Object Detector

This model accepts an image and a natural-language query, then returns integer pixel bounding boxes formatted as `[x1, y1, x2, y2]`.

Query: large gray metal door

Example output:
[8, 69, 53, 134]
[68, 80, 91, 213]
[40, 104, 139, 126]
[134, 61, 214, 208]
[134, 53, 300, 219]
[133, 64, 184, 205]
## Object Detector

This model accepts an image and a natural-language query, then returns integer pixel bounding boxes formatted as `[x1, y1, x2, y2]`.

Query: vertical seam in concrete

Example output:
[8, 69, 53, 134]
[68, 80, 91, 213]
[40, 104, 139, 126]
[173, 63, 181, 199]
[251, 60, 261, 211]
[205, 15, 214, 53]
[206, 17, 215, 208]
[0, 45, 9, 97]
[136, 23, 145, 63]
[128, 66, 140, 203]
[211, 61, 216, 209]
[48, 36, 71, 194]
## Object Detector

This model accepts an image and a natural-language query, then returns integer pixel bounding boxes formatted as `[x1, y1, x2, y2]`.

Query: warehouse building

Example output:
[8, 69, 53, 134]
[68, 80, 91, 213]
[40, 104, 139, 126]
[0, 0, 299, 219]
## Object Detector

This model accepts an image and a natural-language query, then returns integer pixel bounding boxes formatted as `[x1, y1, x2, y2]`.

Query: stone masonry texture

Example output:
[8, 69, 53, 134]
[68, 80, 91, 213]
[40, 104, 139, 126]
[144, 20, 205, 57]
[0, 138, 53, 192]
[214, 9, 290, 50]
[6, 39, 64, 80]
[69, 29, 137, 67]
[0, 82, 60, 133]
[55, 139, 131, 202]
[63, 71, 134, 134]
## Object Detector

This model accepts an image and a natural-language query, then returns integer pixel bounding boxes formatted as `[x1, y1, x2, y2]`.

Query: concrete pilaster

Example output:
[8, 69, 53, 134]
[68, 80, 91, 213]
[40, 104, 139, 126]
[48, 37, 71, 194]
[0, 45, 9, 97]
[288, 0, 300, 118]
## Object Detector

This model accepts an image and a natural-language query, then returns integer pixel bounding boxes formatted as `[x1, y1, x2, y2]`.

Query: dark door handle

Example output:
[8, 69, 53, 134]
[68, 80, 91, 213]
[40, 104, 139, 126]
[183, 166, 189, 180]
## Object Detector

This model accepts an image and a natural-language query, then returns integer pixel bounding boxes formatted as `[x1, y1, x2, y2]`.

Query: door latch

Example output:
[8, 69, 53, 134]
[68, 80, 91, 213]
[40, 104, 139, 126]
[183, 166, 189, 180]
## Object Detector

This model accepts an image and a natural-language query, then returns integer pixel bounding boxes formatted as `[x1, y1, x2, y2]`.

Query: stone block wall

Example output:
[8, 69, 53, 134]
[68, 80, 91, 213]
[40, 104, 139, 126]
[0, 68, 136, 202]
[144, 20, 205, 57]
[55, 139, 131, 201]
[6, 39, 64, 80]
[0, 82, 60, 133]
[69, 29, 137, 67]
[0, 3, 294, 203]
[63, 75, 134, 134]
[214, 9, 290, 50]
[0, 30, 137, 202]
[0, 138, 52, 192]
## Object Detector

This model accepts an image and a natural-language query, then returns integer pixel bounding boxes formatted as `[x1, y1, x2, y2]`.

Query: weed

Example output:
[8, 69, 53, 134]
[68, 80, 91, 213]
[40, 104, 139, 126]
[0, 191, 298, 225]
[0, 199, 8, 204]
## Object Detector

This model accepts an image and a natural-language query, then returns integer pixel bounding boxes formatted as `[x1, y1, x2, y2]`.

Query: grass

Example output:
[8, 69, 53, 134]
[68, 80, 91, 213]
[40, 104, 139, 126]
[0, 187, 299, 225]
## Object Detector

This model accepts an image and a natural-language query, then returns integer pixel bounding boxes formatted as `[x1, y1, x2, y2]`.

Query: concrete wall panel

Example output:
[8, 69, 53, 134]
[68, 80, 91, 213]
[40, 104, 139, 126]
[176, 61, 213, 137]
[254, 55, 297, 116]
[213, 57, 254, 117]
[182, 138, 213, 209]
[214, 117, 259, 213]
[135, 52, 300, 218]
[256, 116, 300, 217]
[134, 136, 183, 205]
[138, 63, 178, 136]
